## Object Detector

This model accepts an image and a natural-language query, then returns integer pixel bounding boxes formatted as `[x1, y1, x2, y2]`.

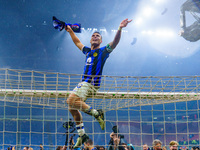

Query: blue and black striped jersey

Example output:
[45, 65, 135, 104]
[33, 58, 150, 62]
[82, 45, 112, 87]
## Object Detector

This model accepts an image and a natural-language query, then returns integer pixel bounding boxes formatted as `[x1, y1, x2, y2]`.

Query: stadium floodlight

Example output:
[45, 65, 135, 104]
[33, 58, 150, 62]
[122, 30, 128, 33]
[111, 29, 118, 33]
[142, 7, 155, 17]
[87, 28, 92, 31]
[155, 30, 175, 37]
[99, 27, 107, 32]
[141, 29, 175, 37]
[147, 30, 153, 35]
[141, 30, 147, 34]
[135, 17, 143, 25]
[92, 28, 98, 31]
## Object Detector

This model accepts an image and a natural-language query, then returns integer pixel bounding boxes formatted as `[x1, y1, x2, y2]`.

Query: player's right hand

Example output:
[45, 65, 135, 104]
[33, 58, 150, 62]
[65, 25, 72, 32]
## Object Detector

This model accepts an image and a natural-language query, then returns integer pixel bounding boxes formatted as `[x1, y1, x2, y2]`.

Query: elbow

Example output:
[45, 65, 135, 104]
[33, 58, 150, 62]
[111, 45, 116, 50]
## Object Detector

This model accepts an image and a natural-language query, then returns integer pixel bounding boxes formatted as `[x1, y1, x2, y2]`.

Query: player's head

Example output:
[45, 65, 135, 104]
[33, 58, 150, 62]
[93, 31, 102, 39]
[90, 31, 102, 47]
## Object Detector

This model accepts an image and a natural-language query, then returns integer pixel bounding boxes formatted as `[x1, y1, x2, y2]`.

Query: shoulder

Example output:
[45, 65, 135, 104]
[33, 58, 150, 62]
[100, 45, 113, 53]
[82, 46, 91, 54]
[82, 46, 91, 51]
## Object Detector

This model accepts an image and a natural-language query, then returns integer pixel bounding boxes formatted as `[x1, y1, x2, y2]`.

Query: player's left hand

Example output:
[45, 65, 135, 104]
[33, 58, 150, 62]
[120, 19, 132, 28]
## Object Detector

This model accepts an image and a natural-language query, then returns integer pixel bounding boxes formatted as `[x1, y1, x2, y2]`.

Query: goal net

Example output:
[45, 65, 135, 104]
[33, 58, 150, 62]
[0, 68, 199, 149]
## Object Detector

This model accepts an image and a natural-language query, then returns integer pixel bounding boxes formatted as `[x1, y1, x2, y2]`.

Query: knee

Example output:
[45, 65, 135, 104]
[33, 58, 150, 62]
[66, 93, 80, 106]
[67, 97, 74, 106]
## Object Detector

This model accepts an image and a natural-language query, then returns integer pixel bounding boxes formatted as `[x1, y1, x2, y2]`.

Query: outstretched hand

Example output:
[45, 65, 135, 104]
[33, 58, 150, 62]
[119, 19, 132, 28]
[65, 25, 73, 32]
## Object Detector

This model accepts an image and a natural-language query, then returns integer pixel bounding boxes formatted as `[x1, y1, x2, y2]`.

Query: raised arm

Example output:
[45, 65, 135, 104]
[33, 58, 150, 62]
[65, 25, 84, 51]
[109, 19, 132, 50]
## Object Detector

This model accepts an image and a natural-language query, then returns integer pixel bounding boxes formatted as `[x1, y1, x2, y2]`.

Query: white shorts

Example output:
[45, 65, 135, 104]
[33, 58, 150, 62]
[72, 82, 98, 101]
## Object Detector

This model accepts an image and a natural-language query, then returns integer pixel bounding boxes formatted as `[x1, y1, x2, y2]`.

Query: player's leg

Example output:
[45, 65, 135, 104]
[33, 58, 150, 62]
[66, 82, 105, 148]
[81, 105, 105, 131]
[67, 94, 89, 148]
[67, 93, 105, 130]
[71, 82, 105, 130]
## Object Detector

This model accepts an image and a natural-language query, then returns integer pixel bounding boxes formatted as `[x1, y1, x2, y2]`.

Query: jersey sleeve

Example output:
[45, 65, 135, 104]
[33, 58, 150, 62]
[106, 44, 113, 53]
[82, 46, 91, 55]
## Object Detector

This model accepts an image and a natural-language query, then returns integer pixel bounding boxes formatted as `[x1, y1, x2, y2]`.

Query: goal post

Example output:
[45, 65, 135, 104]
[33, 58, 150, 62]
[0, 68, 200, 149]
[0, 68, 199, 110]
[0, 89, 199, 110]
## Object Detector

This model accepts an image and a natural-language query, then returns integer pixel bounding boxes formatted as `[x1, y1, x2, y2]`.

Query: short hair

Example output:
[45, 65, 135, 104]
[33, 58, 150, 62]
[92, 31, 102, 39]
[85, 138, 93, 146]
[169, 141, 179, 146]
[152, 139, 162, 147]
[93, 31, 101, 35]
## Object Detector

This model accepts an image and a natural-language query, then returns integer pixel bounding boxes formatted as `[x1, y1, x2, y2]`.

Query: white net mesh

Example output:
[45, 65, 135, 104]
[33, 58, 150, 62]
[0, 68, 200, 149]
[0, 68, 199, 110]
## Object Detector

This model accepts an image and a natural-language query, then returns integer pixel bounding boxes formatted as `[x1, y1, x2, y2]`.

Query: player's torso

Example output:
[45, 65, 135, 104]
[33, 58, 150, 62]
[84, 47, 109, 76]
